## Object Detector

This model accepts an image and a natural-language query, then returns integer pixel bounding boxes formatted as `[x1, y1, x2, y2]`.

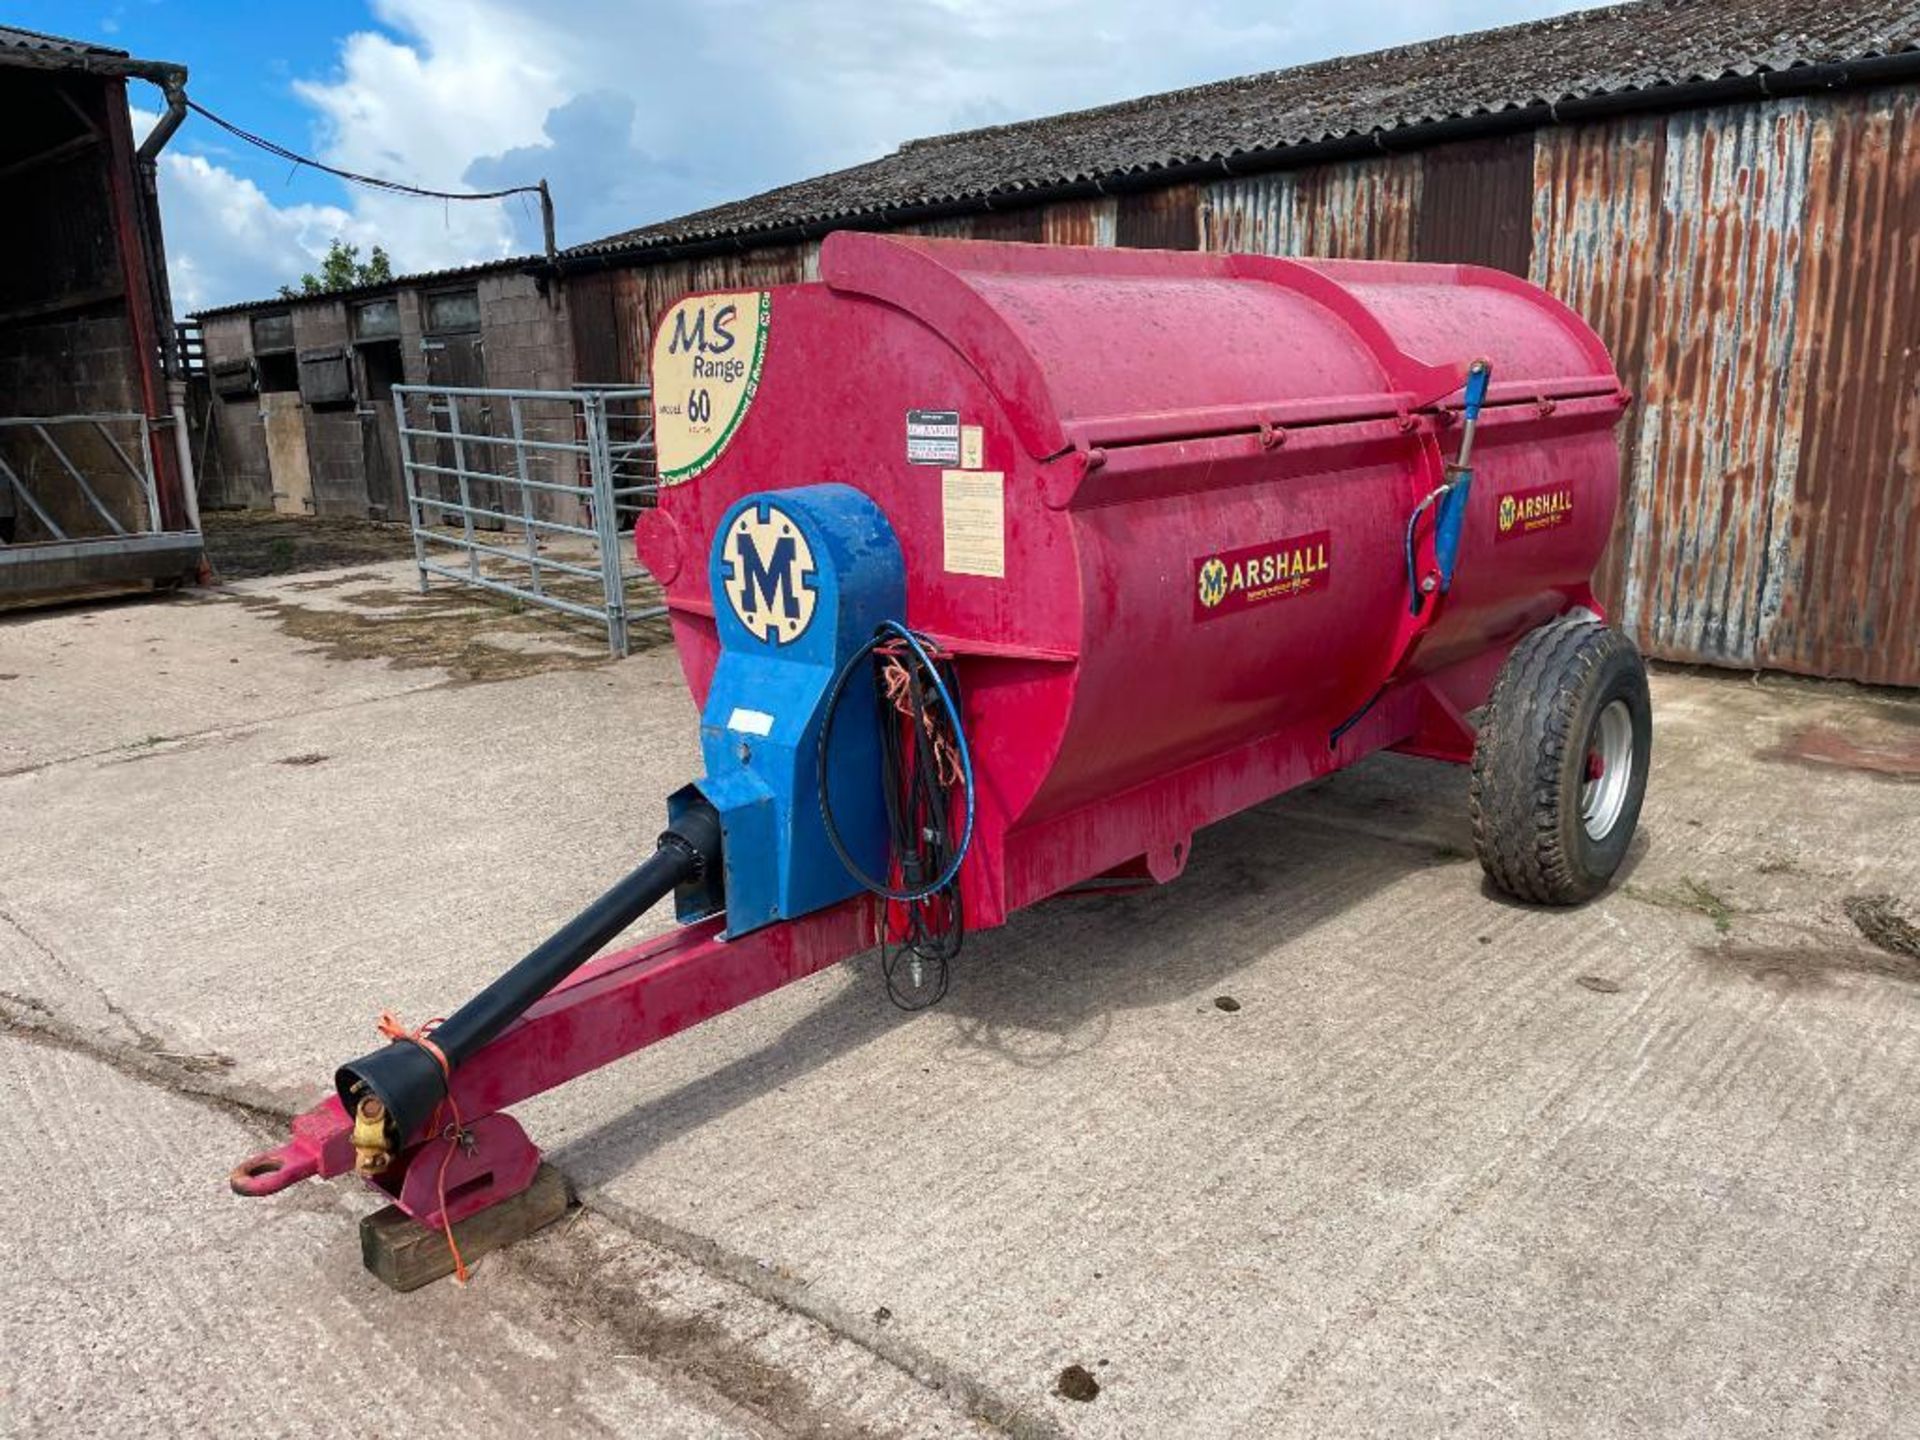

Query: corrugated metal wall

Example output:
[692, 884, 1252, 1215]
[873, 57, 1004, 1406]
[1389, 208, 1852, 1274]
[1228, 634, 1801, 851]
[1200, 158, 1422, 258]
[1042, 198, 1117, 248]
[1625, 102, 1819, 669]
[1536, 89, 1920, 687]
[1419, 134, 1537, 274]
[572, 242, 820, 387]
[580, 82, 1920, 685]
[1530, 113, 1667, 611]
[1116, 185, 1203, 250]
[1772, 89, 1920, 686]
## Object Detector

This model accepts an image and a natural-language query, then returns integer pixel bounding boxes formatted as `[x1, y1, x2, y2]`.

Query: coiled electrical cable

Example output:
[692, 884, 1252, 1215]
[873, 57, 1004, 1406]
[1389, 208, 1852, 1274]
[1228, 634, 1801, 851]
[818, 621, 975, 1008]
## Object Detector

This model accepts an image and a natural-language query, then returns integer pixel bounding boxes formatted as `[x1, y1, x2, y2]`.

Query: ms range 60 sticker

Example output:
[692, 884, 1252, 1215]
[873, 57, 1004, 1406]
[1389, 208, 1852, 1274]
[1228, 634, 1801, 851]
[652, 291, 770, 485]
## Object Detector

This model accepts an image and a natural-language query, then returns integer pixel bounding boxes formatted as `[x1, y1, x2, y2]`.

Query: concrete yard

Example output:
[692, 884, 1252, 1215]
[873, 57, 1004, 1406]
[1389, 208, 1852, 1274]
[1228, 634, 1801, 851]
[3, 564, 1919, 1438]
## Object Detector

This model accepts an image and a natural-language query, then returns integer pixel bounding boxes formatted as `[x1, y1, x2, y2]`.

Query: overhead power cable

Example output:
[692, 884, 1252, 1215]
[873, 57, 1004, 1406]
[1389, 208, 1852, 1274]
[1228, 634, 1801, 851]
[182, 98, 558, 258]
[185, 98, 539, 200]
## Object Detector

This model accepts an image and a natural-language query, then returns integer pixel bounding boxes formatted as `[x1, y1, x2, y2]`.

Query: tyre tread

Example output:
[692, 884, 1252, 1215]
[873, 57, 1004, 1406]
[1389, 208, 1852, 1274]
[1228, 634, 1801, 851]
[1470, 617, 1645, 905]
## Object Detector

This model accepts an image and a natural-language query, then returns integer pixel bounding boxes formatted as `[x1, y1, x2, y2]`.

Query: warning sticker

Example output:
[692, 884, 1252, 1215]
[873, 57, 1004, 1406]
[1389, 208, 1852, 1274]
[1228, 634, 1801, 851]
[960, 425, 984, 470]
[652, 291, 770, 485]
[942, 471, 1004, 578]
[1496, 483, 1576, 540]
[907, 409, 961, 466]
[1193, 531, 1330, 621]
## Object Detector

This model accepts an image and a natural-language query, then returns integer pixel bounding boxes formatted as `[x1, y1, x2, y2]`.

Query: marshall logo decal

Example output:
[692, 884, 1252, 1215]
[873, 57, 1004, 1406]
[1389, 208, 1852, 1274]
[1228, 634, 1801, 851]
[1497, 484, 1575, 540]
[1194, 531, 1330, 620]
[720, 503, 817, 645]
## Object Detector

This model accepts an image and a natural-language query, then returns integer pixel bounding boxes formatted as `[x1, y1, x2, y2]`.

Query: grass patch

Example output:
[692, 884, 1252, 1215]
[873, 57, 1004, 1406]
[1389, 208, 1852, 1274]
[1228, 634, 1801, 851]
[1627, 876, 1737, 934]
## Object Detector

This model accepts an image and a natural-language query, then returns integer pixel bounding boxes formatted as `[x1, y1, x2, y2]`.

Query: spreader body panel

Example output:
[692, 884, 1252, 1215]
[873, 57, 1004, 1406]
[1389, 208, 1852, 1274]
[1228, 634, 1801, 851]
[638, 232, 1629, 928]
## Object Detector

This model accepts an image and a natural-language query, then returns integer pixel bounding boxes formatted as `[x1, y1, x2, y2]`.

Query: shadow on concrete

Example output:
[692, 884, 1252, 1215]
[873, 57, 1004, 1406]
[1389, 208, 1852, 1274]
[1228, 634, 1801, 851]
[556, 750, 1518, 1187]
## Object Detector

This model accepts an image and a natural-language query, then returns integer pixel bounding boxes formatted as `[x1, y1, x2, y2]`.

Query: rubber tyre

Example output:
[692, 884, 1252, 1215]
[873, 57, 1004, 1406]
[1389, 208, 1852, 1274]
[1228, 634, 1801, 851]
[1470, 617, 1651, 905]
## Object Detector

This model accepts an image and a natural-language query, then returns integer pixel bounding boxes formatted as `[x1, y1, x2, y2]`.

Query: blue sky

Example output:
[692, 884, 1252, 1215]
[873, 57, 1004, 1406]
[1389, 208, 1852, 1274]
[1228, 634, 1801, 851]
[17, 0, 1592, 312]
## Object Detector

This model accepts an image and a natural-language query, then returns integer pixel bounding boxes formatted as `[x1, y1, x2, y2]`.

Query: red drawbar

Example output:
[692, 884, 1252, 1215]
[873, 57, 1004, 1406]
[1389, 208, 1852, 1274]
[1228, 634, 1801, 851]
[230, 901, 874, 1223]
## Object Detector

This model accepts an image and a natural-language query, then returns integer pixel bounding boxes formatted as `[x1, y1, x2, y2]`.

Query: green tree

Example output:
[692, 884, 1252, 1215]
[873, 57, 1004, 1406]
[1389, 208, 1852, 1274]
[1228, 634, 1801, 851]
[280, 239, 394, 298]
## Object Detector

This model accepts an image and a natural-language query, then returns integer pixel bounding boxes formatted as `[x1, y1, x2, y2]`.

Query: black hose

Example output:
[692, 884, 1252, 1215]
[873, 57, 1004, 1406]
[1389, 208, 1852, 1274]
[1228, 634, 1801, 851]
[334, 803, 721, 1143]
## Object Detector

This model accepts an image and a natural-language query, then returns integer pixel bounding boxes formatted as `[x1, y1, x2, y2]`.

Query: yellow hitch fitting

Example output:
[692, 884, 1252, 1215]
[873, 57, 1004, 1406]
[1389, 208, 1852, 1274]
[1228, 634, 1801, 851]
[351, 1094, 394, 1175]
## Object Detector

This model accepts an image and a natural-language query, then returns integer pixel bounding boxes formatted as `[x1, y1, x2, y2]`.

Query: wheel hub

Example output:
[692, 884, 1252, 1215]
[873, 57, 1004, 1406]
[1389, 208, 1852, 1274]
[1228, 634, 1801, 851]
[1579, 699, 1635, 841]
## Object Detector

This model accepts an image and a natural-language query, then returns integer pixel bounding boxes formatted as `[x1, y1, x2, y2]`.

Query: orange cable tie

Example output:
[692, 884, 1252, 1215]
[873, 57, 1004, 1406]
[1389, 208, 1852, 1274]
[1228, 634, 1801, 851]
[373, 1011, 471, 1285]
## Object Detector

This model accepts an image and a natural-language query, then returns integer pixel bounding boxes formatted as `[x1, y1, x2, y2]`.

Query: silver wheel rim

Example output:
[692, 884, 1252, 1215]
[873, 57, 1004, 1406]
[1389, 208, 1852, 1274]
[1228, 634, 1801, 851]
[1580, 699, 1635, 841]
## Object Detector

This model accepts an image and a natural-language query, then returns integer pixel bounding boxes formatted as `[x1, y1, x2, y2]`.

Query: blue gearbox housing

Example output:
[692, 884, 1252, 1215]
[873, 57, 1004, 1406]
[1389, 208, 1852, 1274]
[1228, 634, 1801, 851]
[667, 484, 905, 936]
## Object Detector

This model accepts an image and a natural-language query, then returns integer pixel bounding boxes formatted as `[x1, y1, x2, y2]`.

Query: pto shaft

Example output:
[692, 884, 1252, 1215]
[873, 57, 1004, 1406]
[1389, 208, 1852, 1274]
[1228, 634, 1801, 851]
[334, 803, 722, 1160]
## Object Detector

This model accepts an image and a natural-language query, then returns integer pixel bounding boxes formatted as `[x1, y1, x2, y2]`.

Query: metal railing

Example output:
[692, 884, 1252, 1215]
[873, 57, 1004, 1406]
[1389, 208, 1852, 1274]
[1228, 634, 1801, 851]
[393, 383, 662, 656]
[0, 412, 166, 551]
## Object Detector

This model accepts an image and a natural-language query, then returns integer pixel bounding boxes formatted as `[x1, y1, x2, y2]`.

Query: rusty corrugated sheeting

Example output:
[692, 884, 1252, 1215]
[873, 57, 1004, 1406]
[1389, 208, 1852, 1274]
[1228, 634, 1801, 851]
[582, 83, 1920, 685]
[904, 209, 1047, 241]
[904, 215, 980, 239]
[1531, 113, 1667, 612]
[969, 208, 1046, 242]
[1199, 158, 1422, 258]
[1533, 89, 1919, 685]
[1625, 100, 1818, 671]
[1769, 87, 1920, 685]
[1416, 134, 1535, 274]
[1116, 185, 1201, 249]
[1043, 198, 1117, 247]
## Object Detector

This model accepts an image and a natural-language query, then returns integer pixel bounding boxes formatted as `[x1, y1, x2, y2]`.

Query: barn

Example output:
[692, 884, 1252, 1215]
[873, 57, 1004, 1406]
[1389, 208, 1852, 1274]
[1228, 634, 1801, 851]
[555, 0, 1920, 688]
[196, 0, 1920, 686]
[0, 25, 200, 603]
[191, 259, 571, 521]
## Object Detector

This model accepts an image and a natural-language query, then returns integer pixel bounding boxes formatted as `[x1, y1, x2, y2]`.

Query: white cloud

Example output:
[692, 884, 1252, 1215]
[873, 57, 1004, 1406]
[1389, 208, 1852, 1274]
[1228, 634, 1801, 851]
[160, 153, 383, 312]
[127, 105, 370, 311]
[147, 0, 1593, 310]
[287, 0, 568, 274]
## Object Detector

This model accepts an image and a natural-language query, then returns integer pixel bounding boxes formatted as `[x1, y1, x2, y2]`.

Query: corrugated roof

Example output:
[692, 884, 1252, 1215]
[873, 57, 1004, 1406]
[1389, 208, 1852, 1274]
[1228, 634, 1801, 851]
[189, 254, 542, 321]
[0, 24, 128, 60]
[571, 0, 1920, 258]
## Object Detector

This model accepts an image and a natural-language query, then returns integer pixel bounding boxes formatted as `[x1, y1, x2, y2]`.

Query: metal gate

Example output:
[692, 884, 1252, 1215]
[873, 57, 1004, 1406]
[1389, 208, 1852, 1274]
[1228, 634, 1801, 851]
[392, 384, 661, 656]
[0, 412, 201, 598]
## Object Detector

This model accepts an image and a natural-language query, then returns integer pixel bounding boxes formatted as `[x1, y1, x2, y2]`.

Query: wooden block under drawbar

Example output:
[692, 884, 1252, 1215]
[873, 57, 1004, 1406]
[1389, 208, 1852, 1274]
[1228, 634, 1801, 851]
[360, 1162, 572, 1293]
